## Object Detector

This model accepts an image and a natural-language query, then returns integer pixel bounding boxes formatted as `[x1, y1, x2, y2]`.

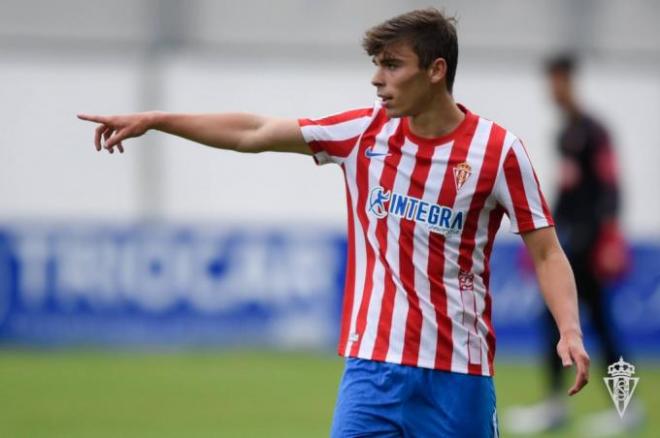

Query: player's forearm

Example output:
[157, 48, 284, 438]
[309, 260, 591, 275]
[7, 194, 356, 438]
[534, 248, 582, 336]
[150, 111, 267, 152]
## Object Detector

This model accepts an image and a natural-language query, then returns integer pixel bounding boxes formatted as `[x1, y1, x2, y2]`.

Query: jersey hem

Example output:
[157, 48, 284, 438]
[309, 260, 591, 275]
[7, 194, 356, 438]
[338, 352, 494, 377]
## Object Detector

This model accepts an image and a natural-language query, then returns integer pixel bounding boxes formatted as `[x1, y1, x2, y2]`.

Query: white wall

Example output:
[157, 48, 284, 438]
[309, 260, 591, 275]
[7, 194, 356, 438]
[0, 57, 143, 220]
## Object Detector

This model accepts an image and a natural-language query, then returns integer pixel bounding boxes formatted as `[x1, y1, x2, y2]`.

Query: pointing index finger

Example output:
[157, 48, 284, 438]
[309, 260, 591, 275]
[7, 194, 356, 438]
[77, 113, 108, 124]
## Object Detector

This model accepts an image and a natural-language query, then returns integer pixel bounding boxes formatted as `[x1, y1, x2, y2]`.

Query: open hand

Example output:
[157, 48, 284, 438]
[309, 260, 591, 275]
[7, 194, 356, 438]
[556, 330, 590, 396]
[77, 112, 156, 154]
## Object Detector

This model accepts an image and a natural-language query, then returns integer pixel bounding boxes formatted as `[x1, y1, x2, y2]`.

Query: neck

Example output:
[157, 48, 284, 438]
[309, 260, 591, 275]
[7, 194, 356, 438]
[565, 102, 582, 120]
[408, 94, 465, 139]
[561, 93, 582, 120]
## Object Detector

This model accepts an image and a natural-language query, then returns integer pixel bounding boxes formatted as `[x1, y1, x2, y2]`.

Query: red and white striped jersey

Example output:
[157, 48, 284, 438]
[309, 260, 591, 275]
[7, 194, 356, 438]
[298, 101, 553, 376]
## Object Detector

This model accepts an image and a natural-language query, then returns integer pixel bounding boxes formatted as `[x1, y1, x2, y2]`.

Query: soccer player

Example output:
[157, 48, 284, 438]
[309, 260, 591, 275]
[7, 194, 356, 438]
[79, 9, 589, 437]
[506, 54, 637, 435]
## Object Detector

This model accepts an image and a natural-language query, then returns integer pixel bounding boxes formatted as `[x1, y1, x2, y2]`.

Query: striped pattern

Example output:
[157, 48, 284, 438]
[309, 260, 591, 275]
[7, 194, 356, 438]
[298, 102, 553, 376]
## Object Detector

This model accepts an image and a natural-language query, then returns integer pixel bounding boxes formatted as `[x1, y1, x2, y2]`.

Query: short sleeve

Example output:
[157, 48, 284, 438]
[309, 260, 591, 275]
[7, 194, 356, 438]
[494, 138, 554, 234]
[298, 106, 375, 165]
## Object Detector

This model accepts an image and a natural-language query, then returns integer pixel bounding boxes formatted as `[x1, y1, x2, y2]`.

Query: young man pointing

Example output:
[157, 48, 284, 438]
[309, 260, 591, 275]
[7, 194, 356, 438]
[79, 8, 589, 437]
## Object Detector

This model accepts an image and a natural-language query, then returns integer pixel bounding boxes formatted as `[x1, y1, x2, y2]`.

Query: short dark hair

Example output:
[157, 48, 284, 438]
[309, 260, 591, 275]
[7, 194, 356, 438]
[362, 8, 459, 93]
[545, 53, 577, 76]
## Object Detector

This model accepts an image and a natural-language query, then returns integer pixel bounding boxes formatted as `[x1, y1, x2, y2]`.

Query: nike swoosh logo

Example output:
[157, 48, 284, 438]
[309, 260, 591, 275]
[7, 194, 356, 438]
[365, 148, 391, 158]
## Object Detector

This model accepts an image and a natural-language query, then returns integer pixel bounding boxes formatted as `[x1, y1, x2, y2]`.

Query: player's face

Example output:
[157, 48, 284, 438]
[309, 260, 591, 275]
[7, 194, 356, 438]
[548, 71, 574, 111]
[371, 43, 434, 117]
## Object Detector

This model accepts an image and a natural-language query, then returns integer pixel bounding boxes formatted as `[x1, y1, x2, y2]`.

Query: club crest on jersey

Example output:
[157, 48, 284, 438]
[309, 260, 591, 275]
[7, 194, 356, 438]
[458, 271, 475, 291]
[453, 162, 472, 192]
[367, 186, 464, 235]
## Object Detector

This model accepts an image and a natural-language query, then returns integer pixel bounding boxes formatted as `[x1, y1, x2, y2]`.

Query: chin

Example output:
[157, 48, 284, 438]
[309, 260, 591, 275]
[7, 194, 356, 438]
[384, 107, 404, 118]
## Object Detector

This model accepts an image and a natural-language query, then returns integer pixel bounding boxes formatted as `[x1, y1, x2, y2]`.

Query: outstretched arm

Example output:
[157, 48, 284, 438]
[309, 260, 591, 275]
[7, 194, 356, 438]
[521, 226, 590, 396]
[77, 111, 311, 155]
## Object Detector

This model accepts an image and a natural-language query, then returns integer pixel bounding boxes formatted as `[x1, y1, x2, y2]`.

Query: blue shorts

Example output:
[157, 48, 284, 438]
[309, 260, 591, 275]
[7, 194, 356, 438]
[331, 358, 498, 438]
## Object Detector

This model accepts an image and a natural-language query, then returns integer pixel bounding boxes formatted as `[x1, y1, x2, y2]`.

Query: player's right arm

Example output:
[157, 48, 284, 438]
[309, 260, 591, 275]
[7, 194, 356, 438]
[76, 112, 311, 155]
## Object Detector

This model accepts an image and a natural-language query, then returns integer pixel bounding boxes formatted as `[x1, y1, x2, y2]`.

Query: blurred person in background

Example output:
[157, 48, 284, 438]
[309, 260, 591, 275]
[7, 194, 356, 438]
[78, 9, 590, 437]
[505, 54, 642, 436]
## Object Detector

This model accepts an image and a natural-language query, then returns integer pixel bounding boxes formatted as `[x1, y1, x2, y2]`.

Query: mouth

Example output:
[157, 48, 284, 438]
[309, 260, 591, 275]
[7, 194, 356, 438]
[378, 95, 393, 107]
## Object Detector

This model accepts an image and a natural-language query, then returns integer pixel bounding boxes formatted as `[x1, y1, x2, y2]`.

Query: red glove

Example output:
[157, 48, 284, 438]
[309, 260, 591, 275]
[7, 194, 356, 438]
[516, 244, 536, 278]
[591, 219, 630, 282]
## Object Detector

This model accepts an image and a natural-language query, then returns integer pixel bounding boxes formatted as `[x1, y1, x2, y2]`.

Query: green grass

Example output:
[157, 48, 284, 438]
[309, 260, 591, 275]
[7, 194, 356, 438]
[495, 358, 657, 438]
[0, 349, 657, 437]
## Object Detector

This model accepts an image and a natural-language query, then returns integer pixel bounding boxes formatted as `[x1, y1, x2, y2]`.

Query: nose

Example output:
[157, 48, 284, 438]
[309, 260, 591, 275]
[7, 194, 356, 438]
[371, 68, 384, 88]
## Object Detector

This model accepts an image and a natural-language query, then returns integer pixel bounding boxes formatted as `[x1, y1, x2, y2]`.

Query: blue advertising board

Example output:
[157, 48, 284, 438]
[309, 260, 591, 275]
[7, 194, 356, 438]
[0, 223, 659, 356]
[489, 241, 660, 357]
[0, 224, 346, 348]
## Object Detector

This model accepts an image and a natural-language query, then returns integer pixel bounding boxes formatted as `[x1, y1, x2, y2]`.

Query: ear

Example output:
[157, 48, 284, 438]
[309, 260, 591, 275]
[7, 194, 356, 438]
[428, 58, 447, 84]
